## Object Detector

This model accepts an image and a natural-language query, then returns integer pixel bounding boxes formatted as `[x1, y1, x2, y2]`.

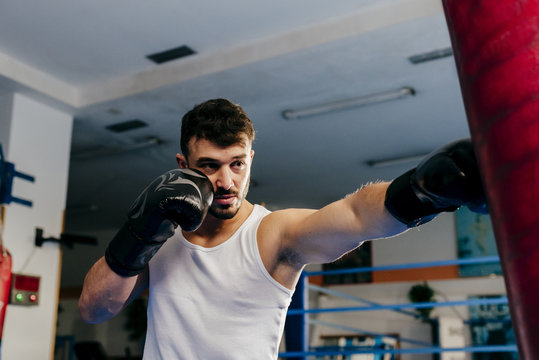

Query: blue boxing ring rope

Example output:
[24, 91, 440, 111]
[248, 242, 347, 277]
[280, 256, 516, 359]
[303, 256, 500, 277]
[286, 296, 508, 316]
[279, 345, 518, 358]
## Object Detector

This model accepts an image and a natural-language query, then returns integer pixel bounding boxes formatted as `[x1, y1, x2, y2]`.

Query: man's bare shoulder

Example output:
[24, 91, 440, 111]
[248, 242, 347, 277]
[256, 208, 317, 288]
[260, 207, 317, 236]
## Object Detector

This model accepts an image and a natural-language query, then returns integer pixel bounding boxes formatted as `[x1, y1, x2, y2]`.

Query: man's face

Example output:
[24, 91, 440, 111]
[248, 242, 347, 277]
[177, 136, 254, 220]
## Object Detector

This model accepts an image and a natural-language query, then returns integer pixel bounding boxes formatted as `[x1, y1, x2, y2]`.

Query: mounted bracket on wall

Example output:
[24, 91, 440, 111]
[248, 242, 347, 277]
[0, 143, 35, 207]
[35, 228, 97, 248]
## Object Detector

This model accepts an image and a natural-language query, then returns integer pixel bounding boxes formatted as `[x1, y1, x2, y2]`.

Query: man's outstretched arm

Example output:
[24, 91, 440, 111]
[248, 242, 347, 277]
[272, 139, 486, 268]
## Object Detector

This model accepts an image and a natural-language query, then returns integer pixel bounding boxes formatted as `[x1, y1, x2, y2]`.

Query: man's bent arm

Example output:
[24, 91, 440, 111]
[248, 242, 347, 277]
[79, 169, 212, 323]
[79, 257, 148, 324]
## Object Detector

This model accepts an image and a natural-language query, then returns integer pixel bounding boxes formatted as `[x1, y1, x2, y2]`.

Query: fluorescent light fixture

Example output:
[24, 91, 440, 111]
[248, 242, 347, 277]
[366, 153, 429, 168]
[71, 137, 162, 161]
[282, 86, 415, 120]
[106, 119, 148, 133]
[408, 47, 453, 64]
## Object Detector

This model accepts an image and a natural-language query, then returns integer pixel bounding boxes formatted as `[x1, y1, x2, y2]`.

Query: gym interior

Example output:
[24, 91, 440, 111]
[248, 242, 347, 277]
[0, 1, 532, 359]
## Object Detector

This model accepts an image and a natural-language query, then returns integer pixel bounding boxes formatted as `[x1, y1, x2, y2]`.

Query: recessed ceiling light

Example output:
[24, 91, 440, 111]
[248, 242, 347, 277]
[107, 108, 122, 115]
[106, 119, 148, 133]
[146, 45, 196, 64]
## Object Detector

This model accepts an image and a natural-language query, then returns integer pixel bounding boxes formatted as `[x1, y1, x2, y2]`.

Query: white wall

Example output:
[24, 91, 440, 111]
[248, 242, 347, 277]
[0, 93, 72, 359]
[372, 212, 458, 265]
[0, 94, 13, 153]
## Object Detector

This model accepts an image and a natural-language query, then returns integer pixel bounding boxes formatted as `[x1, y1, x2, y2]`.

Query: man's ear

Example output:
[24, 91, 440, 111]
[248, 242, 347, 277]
[176, 153, 188, 168]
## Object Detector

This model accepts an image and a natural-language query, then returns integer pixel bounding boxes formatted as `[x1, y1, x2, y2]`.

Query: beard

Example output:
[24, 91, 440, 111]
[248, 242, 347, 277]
[209, 176, 251, 220]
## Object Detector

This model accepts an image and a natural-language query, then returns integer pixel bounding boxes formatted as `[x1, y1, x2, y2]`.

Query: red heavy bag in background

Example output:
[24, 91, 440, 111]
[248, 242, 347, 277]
[442, 1, 539, 359]
[0, 213, 12, 342]
[0, 247, 11, 340]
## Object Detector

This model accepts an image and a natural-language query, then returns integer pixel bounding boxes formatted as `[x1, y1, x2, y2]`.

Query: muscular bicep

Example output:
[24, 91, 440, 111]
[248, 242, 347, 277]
[280, 204, 366, 265]
[279, 182, 406, 266]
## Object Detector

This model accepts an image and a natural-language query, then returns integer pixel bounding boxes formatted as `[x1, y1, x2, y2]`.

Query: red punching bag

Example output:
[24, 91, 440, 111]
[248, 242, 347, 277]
[0, 219, 11, 342]
[0, 245, 11, 340]
[442, 1, 539, 359]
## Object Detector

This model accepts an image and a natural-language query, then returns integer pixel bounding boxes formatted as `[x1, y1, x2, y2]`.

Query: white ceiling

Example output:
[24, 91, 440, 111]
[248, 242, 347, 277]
[0, 0, 471, 239]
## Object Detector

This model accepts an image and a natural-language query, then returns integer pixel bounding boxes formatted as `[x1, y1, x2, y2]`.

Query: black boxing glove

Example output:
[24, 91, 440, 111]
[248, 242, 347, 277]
[384, 139, 487, 227]
[105, 168, 213, 276]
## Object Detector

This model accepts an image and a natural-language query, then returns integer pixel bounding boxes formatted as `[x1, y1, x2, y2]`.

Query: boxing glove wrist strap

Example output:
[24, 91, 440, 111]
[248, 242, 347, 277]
[384, 169, 457, 228]
[105, 223, 165, 277]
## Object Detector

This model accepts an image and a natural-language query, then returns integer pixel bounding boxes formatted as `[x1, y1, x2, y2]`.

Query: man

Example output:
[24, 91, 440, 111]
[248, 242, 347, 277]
[79, 98, 485, 359]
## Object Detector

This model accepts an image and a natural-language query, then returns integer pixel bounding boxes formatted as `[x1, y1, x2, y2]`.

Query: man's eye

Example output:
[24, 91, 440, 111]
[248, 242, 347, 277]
[200, 164, 218, 172]
[232, 161, 245, 169]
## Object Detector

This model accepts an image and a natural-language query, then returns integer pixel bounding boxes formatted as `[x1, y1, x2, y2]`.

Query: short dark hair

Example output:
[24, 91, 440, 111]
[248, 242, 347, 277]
[180, 98, 255, 158]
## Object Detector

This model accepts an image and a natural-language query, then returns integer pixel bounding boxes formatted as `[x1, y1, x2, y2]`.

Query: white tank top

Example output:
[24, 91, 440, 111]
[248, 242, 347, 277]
[143, 205, 293, 359]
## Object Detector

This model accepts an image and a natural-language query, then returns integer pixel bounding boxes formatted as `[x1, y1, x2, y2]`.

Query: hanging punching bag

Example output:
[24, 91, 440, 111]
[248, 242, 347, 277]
[0, 245, 11, 340]
[0, 218, 12, 342]
[442, 1, 539, 359]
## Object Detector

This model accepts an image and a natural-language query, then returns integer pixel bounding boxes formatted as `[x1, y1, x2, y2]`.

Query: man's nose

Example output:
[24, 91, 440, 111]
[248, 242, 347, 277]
[215, 168, 233, 190]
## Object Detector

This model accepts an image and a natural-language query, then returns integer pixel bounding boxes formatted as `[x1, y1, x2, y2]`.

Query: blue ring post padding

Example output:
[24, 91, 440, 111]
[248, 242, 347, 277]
[284, 273, 308, 360]
[286, 297, 508, 315]
[278, 344, 518, 358]
[304, 256, 500, 277]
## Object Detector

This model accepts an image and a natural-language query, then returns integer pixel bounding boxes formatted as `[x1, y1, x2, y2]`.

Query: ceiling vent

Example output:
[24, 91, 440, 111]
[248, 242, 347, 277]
[408, 47, 453, 64]
[146, 45, 196, 64]
[106, 119, 148, 133]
